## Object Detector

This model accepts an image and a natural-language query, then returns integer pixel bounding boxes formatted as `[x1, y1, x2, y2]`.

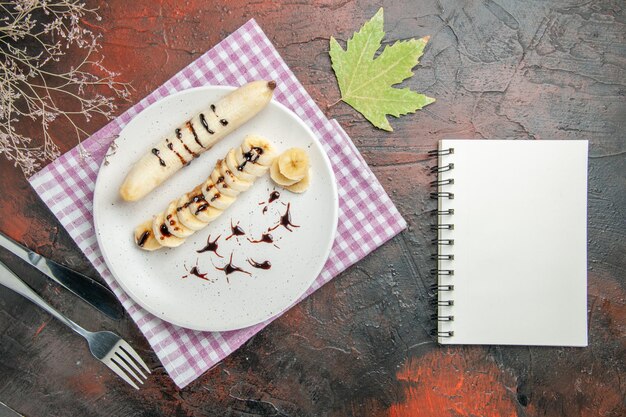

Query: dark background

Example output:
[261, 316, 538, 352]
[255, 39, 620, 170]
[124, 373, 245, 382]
[0, 1, 624, 416]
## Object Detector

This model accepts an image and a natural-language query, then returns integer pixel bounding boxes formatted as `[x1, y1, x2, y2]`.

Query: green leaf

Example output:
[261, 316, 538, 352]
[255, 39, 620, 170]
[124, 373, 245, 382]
[329, 8, 435, 131]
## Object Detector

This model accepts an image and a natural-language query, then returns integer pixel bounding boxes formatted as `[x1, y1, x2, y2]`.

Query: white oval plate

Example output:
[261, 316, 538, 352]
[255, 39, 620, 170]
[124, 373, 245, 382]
[93, 86, 338, 331]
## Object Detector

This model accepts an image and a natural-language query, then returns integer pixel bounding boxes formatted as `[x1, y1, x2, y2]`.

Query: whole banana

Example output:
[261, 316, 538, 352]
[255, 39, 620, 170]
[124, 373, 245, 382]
[120, 80, 276, 202]
[134, 135, 276, 251]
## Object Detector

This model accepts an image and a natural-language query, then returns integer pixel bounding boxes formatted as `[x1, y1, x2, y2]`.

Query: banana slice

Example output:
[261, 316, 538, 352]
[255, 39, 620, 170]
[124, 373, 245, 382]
[135, 139, 274, 250]
[120, 80, 277, 201]
[270, 158, 298, 186]
[210, 168, 239, 198]
[176, 193, 207, 231]
[226, 148, 256, 182]
[242, 135, 277, 166]
[219, 159, 252, 192]
[203, 184, 235, 211]
[164, 200, 194, 238]
[286, 168, 311, 193]
[152, 212, 185, 248]
[134, 220, 161, 251]
[278, 148, 309, 181]
[235, 146, 269, 177]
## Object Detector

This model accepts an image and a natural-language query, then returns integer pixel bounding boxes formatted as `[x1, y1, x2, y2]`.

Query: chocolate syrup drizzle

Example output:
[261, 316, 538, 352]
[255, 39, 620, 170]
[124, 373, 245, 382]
[197, 234, 223, 258]
[182, 260, 210, 281]
[225, 220, 245, 240]
[268, 191, 280, 203]
[186, 121, 205, 149]
[151, 148, 166, 166]
[159, 223, 172, 240]
[247, 232, 274, 244]
[237, 147, 264, 172]
[269, 203, 300, 232]
[137, 231, 150, 247]
[199, 113, 215, 134]
[167, 213, 181, 231]
[215, 253, 251, 280]
[166, 138, 187, 165]
[247, 259, 271, 270]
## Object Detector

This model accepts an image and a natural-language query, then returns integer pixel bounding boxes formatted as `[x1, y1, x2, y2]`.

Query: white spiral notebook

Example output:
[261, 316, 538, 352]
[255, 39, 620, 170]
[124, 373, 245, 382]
[431, 140, 588, 346]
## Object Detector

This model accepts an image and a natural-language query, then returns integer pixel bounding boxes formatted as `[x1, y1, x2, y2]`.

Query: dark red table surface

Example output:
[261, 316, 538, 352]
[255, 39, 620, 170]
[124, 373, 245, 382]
[1, 1, 624, 416]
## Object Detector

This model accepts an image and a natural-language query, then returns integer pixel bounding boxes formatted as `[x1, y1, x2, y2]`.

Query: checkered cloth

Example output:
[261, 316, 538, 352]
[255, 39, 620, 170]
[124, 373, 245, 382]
[29, 20, 406, 388]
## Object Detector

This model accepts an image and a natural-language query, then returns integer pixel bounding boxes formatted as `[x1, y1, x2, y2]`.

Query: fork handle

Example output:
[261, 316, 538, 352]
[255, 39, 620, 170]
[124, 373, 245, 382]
[0, 260, 89, 338]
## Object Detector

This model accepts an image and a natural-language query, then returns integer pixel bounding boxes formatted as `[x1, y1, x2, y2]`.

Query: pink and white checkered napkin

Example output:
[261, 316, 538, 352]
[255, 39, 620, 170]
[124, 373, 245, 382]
[28, 19, 406, 388]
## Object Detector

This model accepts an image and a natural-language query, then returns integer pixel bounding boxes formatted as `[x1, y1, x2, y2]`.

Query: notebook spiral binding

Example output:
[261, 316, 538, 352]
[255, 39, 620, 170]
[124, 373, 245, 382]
[428, 147, 455, 338]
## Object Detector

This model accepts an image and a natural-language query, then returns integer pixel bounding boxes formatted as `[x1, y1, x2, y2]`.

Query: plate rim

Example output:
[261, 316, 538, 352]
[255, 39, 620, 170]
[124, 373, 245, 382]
[93, 85, 339, 331]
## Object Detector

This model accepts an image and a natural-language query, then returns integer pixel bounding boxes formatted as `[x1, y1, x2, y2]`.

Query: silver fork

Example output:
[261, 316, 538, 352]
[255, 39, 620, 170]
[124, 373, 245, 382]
[0, 260, 150, 389]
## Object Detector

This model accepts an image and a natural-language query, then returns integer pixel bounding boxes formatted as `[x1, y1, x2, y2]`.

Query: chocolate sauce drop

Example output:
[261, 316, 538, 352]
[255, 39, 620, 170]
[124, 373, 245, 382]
[186, 121, 205, 149]
[195, 203, 209, 214]
[262, 206, 268, 214]
[199, 113, 215, 134]
[268, 191, 280, 203]
[159, 223, 172, 237]
[247, 259, 271, 270]
[182, 260, 210, 281]
[151, 148, 166, 166]
[237, 147, 264, 171]
[247, 232, 274, 244]
[137, 231, 150, 247]
[215, 253, 251, 279]
[166, 138, 187, 165]
[220, 119, 228, 126]
[269, 203, 300, 232]
[197, 234, 223, 258]
[210, 104, 217, 114]
[189, 266, 209, 280]
[175, 128, 182, 139]
[225, 221, 245, 240]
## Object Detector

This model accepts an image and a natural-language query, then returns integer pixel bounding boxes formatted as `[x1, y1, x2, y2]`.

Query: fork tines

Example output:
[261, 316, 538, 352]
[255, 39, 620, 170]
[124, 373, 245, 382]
[105, 340, 151, 389]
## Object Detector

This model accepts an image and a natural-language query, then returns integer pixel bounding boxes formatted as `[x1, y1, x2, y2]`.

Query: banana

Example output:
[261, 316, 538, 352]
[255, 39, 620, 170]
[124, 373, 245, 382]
[270, 159, 299, 186]
[164, 200, 194, 238]
[210, 163, 239, 198]
[134, 220, 161, 251]
[235, 147, 269, 177]
[152, 212, 185, 248]
[218, 159, 252, 192]
[225, 148, 256, 182]
[286, 168, 311, 193]
[278, 148, 309, 181]
[242, 135, 277, 166]
[135, 136, 276, 250]
[120, 80, 277, 202]
[176, 193, 208, 231]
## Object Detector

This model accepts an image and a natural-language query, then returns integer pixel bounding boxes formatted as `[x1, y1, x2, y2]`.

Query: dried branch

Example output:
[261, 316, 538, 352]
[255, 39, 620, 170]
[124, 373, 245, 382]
[0, 0, 131, 176]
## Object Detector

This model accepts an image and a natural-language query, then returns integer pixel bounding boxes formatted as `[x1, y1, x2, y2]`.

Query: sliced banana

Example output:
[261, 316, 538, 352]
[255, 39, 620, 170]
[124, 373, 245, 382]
[242, 135, 277, 166]
[152, 212, 185, 248]
[219, 159, 252, 192]
[135, 138, 275, 250]
[270, 158, 298, 186]
[210, 164, 239, 198]
[194, 202, 222, 223]
[286, 168, 311, 193]
[176, 193, 207, 231]
[226, 148, 256, 182]
[235, 146, 269, 177]
[204, 184, 235, 211]
[134, 220, 161, 251]
[164, 200, 194, 238]
[120, 80, 277, 201]
[278, 148, 309, 181]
